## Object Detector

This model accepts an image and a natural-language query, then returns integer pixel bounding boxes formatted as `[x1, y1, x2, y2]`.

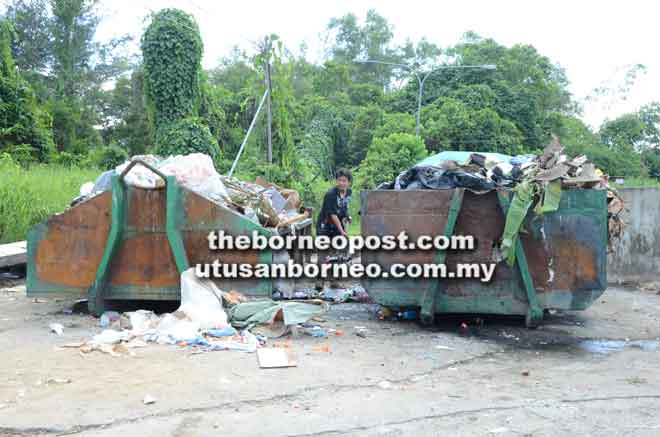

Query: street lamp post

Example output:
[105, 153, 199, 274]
[356, 60, 496, 137]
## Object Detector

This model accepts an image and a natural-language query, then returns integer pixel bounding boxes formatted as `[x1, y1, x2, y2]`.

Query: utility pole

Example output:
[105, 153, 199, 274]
[264, 38, 273, 164]
[355, 61, 497, 137]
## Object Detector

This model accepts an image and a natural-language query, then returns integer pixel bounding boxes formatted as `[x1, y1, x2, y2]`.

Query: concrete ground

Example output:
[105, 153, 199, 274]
[1, 279, 660, 437]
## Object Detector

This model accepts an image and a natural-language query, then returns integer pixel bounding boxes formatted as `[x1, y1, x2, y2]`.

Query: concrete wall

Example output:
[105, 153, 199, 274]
[608, 188, 660, 284]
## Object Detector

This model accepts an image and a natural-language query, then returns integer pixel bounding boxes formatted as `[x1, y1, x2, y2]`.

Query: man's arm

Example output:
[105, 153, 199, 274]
[330, 214, 346, 236]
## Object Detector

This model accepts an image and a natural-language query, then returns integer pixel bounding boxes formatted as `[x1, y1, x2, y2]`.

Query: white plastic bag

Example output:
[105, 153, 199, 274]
[114, 155, 164, 189]
[79, 182, 94, 197]
[92, 329, 130, 345]
[159, 153, 228, 201]
[152, 314, 200, 344]
[126, 310, 160, 335]
[177, 268, 228, 329]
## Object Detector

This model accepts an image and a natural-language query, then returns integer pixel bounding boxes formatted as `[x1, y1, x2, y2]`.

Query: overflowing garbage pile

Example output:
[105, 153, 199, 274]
[379, 138, 611, 193]
[220, 176, 307, 228]
[75, 268, 329, 357]
[377, 138, 625, 262]
[76, 153, 309, 230]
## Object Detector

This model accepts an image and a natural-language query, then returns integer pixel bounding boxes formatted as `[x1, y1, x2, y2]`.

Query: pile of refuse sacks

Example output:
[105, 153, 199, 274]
[378, 138, 610, 193]
[77, 268, 329, 357]
[377, 137, 625, 262]
[75, 153, 308, 229]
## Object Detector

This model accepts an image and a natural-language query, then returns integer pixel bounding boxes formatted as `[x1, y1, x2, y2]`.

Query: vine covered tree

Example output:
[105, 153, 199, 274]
[141, 8, 218, 158]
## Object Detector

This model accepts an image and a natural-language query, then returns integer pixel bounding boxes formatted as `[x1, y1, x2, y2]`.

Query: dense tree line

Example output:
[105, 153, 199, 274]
[1, 4, 659, 202]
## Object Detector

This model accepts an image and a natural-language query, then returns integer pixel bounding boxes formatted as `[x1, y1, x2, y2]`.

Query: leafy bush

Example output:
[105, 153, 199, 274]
[581, 144, 643, 177]
[348, 83, 383, 106]
[642, 149, 660, 179]
[3, 144, 38, 167]
[88, 144, 130, 170]
[354, 133, 427, 189]
[373, 112, 416, 138]
[0, 20, 54, 161]
[154, 117, 220, 159]
[49, 151, 86, 167]
[422, 97, 524, 154]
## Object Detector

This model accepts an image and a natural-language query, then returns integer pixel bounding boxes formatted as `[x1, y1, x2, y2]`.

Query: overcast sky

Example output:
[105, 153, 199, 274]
[96, 0, 658, 129]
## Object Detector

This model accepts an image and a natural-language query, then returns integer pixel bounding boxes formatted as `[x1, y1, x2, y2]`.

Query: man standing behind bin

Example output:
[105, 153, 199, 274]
[317, 169, 352, 238]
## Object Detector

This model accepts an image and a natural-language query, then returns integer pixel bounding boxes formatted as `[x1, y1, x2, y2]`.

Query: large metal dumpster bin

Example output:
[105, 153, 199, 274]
[360, 187, 608, 326]
[27, 161, 276, 315]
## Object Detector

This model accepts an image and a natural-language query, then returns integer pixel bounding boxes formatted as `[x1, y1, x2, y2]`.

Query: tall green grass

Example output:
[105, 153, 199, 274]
[0, 161, 99, 243]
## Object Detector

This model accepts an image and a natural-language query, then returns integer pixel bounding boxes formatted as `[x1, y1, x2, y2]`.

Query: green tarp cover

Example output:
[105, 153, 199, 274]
[535, 180, 562, 215]
[228, 300, 327, 329]
[501, 180, 536, 265]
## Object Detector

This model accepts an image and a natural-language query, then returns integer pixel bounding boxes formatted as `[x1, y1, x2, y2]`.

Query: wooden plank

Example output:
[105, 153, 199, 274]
[0, 241, 27, 267]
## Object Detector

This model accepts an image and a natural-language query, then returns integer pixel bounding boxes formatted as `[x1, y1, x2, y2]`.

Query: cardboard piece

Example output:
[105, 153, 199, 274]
[257, 348, 297, 368]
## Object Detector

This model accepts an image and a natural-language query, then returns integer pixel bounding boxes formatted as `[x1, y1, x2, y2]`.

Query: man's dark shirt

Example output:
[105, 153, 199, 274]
[316, 187, 352, 236]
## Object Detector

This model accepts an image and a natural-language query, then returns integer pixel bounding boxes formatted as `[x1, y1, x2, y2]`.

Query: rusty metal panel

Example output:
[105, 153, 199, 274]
[32, 192, 112, 290]
[28, 184, 274, 299]
[361, 188, 607, 315]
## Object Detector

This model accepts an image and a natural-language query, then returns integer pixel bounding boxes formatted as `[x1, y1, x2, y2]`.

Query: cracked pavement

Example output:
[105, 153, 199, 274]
[1, 281, 660, 436]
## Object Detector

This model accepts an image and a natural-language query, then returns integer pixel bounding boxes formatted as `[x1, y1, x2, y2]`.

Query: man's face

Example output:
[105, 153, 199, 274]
[336, 175, 350, 192]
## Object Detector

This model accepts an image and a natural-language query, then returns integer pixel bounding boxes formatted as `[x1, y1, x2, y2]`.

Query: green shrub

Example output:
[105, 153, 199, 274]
[89, 144, 129, 170]
[50, 151, 87, 167]
[354, 133, 427, 190]
[0, 20, 54, 161]
[3, 144, 38, 167]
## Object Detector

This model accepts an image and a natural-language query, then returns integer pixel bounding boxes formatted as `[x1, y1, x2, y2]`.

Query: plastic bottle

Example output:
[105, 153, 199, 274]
[397, 310, 418, 320]
[99, 311, 120, 328]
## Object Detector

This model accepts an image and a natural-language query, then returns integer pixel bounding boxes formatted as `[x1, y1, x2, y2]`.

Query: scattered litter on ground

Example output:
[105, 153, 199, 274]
[297, 324, 328, 338]
[80, 343, 127, 357]
[45, 378, 71, 385]
[257, 348, 297, 368]
[92, 329, 129, 345]
[69, 268, 330, 357]
[377, 380, 393, 390]
[501, 331, 520, 341]
[143, 395, 156, 405]
[49, 323, 63, 335]
[312, 344, 331, 353]
[99, 311, 120, 328]
[229, 299, 329, 338]
[58, 342, 85, 349]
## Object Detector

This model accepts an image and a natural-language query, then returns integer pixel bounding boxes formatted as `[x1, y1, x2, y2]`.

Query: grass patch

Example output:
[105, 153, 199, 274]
[0, 163, 99, 243]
